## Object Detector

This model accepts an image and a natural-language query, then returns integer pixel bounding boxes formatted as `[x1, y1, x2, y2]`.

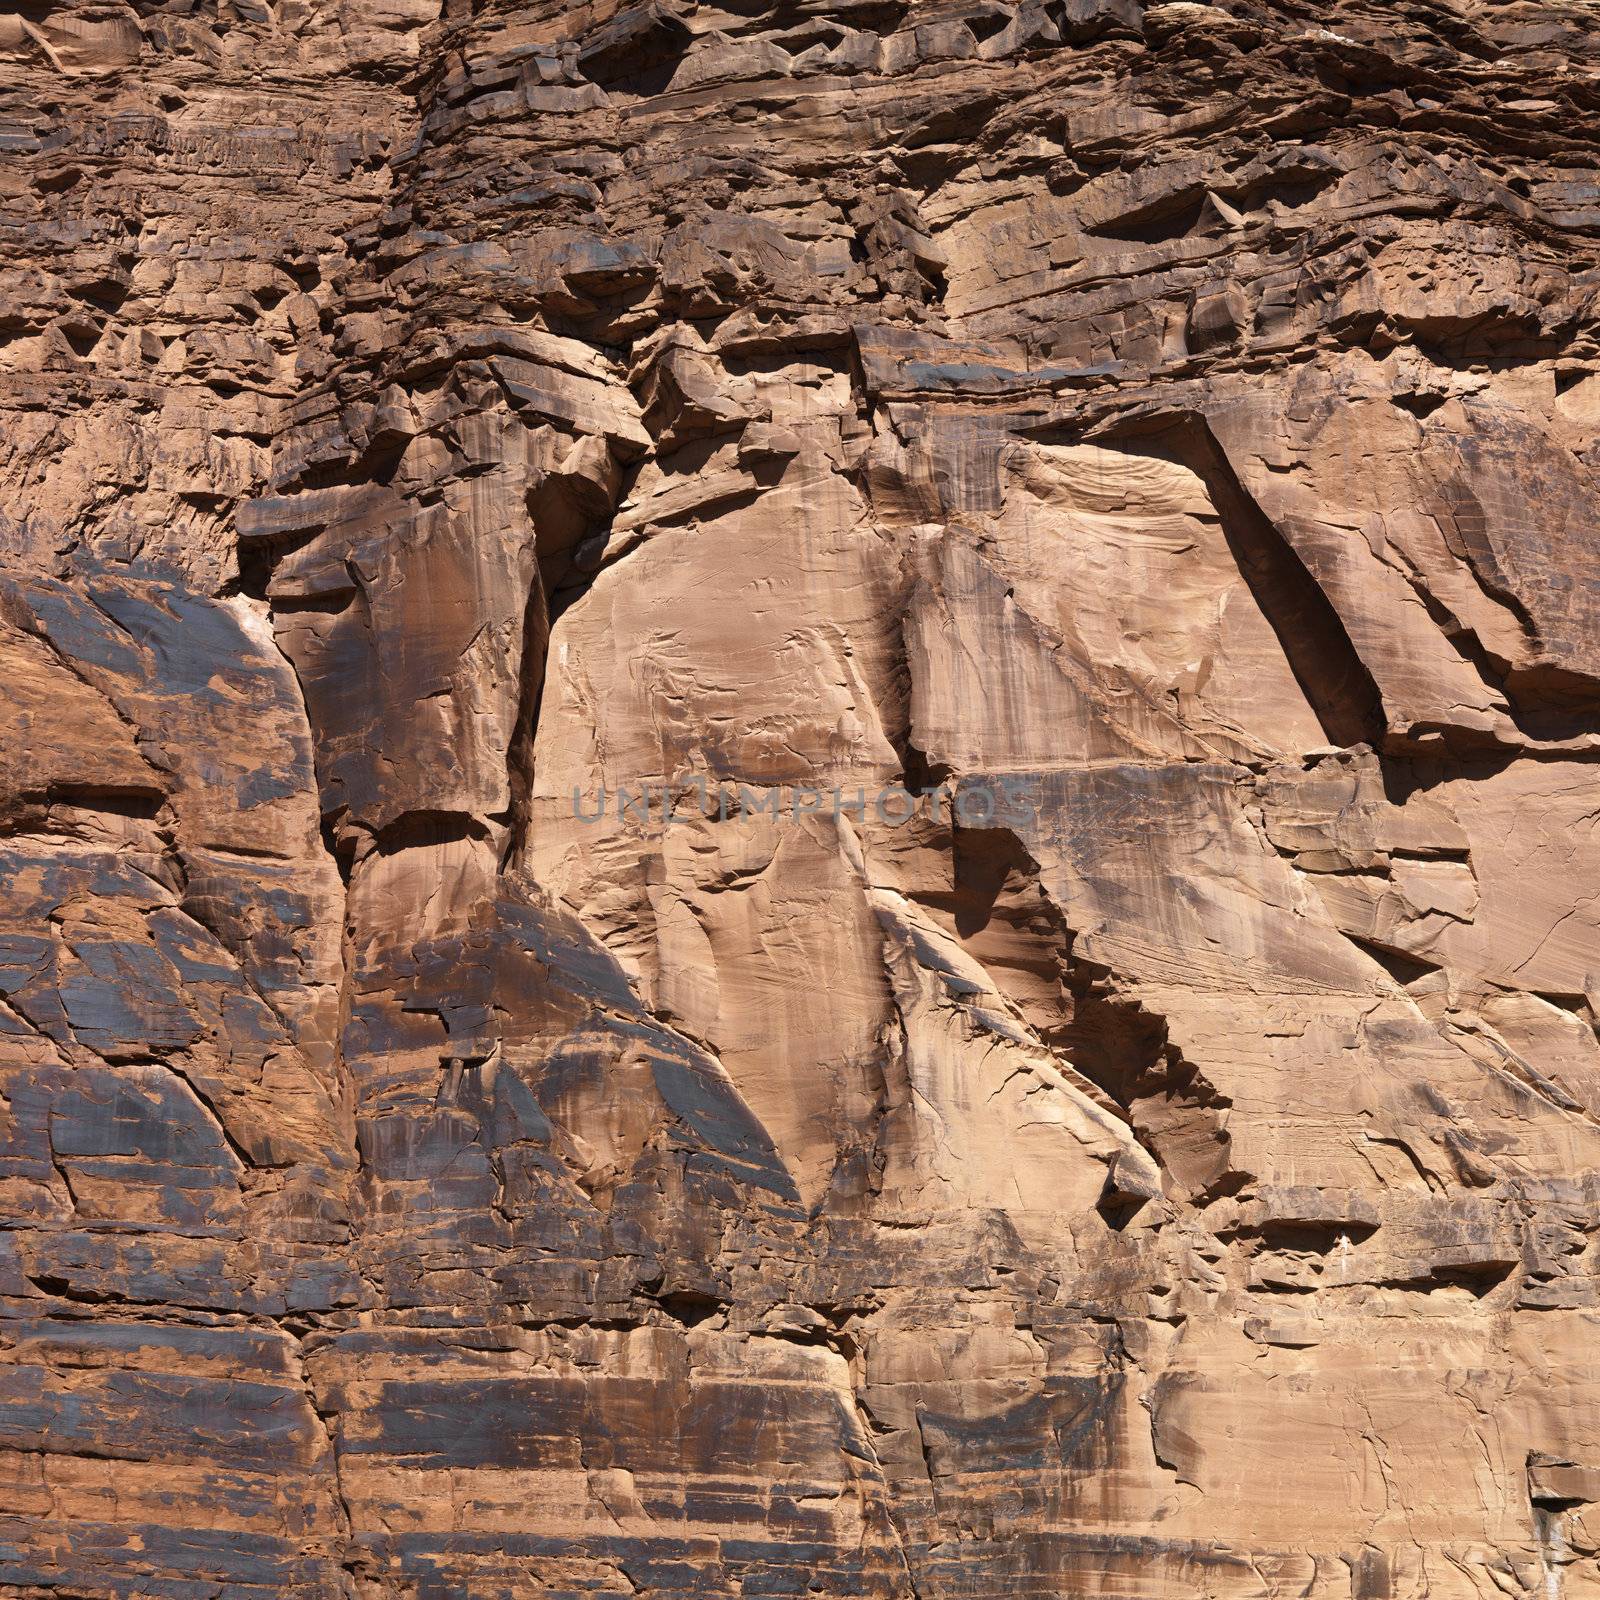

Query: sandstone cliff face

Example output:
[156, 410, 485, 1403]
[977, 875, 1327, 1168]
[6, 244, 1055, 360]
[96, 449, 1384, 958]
[3, 0, 1600, 1595]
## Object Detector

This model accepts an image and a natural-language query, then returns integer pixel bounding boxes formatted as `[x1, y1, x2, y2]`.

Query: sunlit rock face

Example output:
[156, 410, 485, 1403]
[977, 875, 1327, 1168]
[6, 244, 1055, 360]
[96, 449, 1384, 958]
[4, 0, 1600, 1595]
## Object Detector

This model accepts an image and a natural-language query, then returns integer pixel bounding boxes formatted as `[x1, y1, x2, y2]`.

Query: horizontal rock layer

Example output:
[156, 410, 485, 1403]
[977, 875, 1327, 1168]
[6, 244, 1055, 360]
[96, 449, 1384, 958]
[2, 0, 1600, 1595]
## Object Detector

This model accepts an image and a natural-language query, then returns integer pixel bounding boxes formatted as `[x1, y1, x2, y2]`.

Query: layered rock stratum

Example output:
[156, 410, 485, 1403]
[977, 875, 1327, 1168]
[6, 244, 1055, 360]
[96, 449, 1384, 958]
[3, 0, 1600, 1594]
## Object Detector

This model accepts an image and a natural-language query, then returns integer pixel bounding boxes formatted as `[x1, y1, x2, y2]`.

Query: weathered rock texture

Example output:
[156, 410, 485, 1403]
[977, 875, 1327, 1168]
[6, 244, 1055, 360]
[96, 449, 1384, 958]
[3, 0, 1600, 1594]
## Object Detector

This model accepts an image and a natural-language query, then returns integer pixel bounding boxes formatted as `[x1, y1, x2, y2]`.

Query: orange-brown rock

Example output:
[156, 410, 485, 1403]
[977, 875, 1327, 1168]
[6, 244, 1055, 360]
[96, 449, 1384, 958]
[3, 0, 1600, 1595]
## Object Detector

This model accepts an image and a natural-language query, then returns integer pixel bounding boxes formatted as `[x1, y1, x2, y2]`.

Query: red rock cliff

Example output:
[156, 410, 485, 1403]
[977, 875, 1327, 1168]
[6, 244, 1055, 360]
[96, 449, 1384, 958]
[3, 0, 1600, 1595]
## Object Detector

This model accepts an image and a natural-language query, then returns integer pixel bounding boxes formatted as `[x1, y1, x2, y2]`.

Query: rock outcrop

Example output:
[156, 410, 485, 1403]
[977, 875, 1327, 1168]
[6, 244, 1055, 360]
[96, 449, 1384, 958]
[3, 0, 1600, 1594]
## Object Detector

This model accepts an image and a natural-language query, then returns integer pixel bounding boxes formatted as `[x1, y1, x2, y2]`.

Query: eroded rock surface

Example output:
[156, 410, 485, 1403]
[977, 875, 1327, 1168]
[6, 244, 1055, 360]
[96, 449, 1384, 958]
[3, 0, 1600, 1594]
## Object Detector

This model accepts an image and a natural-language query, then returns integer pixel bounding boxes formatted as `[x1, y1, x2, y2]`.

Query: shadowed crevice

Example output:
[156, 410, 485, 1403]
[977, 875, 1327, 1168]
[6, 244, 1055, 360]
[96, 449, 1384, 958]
[1095, 412, 1388, 751]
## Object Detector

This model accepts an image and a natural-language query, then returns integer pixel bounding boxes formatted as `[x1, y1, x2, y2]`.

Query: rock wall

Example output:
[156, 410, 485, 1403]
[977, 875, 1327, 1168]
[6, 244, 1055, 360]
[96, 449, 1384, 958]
[3, 0, 1600, 1595]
